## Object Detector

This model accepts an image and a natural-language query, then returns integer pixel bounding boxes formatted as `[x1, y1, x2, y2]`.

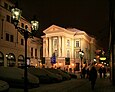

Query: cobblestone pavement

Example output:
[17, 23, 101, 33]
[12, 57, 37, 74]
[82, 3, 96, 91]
[8, 78, 115, 92]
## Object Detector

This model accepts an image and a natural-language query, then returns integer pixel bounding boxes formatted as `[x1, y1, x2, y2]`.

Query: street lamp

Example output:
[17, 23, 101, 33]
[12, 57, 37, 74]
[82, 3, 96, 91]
[79, 49, 84, 71]
[11, 6, 39, 92]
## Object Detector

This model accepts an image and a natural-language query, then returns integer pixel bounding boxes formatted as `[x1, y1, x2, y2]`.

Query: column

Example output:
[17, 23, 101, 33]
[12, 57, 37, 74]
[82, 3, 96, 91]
[71, 38, 74, 59]
[49, 37, 52, 57]
[62, 36, 65, 57]
[58, 36, 62, 57]
[45, 37, 49, 57]
[43, 38, 46, 57]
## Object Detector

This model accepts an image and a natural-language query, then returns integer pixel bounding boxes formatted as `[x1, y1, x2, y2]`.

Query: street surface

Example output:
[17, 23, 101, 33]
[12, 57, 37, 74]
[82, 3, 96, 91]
[8, 78, 115, 92]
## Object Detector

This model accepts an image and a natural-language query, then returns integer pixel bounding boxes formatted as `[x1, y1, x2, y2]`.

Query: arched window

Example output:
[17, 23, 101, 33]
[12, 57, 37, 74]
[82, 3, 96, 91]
[18, 55, 24, 67]
[6, 53, 16, 67]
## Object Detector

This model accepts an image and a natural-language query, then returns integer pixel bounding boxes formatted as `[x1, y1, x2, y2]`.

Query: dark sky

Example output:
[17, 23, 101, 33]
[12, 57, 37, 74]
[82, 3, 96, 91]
[16, 0, 110, 50]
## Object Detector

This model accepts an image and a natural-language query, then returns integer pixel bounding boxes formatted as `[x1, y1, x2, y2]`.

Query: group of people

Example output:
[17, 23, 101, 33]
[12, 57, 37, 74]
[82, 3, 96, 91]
[98, 66, 107, 78]
[81, 63, 108, 90]
[81, 63, 97, 90]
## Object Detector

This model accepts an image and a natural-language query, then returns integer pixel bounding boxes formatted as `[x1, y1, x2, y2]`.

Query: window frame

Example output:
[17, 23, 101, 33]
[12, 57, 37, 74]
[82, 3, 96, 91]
[6, 33, 9, 41]
[75, 40, 80, 47]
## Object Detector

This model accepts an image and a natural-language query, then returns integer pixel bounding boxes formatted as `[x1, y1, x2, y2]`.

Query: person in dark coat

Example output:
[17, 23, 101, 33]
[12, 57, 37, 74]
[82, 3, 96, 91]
[103, 67, 106, 78]
[82, 67, 86, 78]
[89, 64, 97, 90]
[86, 68, 90, 78]
[98, 66, 103, 78]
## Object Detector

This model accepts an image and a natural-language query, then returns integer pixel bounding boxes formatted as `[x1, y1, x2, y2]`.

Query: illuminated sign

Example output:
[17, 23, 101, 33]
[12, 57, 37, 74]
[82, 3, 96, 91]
[99, 57, 106, 60]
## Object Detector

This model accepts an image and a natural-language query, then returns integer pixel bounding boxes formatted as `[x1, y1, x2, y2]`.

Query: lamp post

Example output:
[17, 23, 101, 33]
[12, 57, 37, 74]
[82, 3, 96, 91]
[11, 6, 39, 92]
[79, 49, 84, 71]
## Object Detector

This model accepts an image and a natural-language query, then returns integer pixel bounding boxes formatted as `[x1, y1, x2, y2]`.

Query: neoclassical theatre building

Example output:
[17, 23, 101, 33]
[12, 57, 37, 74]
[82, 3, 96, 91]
[0, 0, 42, 67]
[42, 25, 97, 71]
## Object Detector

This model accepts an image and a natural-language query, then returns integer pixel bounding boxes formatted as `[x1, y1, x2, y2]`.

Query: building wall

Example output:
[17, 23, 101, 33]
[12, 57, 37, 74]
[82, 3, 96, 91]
[0, 0, 41, 67]
[42, 25, 97, 71]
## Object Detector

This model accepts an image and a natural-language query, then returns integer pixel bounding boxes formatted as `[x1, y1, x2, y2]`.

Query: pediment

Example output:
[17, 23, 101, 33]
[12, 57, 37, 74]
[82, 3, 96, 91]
[43, 25, 71, 34]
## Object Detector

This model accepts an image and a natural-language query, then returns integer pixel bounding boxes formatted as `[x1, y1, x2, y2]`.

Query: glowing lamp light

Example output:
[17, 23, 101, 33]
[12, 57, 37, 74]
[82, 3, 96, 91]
[11, 8, 21, 21]
[31, 20, 39, 31]
[100, 57, 106, 60]
[94, 58, 96, 62]
[59, 63, 62, 66]
[104, 62, 106, 65]
[11, 8, 22, 27]
[71, 63, 74, 66]
[6, 54, 8, 58]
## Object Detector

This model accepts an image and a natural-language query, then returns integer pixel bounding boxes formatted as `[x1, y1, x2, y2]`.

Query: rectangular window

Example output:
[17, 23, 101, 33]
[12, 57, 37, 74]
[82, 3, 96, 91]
[67, 50, 70, 57]
[6, 33, 9, 41]
[6, 15, 10, 22]
[31, 48, 33, 58]
[21, 23, 24, 28]
[4, 3, 8, 9]
[9, 5, 12, 11]
[52, 37, 58, 51]
[67, 40, 70, 46]
[75, 41, 80, 47]
[11, 17, 14, 24]
[35, 49, 37, 59]
[21, 39, 24, 45]
[10, 35, 13, 42]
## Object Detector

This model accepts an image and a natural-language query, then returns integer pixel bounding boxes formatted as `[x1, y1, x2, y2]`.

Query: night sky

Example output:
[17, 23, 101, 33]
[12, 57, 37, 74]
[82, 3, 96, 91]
[14, 0, 110, 50]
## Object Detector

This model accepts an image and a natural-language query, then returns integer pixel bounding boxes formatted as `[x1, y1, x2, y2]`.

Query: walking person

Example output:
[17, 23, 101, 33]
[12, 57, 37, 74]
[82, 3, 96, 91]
[82, 67, 86, 78]
[98, 66, 103, 78]
[86, 68, 90, 78]
[89, 64, 97, 90]
[103, 66, 106, 78]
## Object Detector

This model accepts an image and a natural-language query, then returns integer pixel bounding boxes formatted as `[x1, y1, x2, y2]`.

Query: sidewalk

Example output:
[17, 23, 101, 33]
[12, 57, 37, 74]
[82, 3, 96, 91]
[93, 78, 115, 92]
[8, 78, 115, 92]
[74, 78, 115, 92]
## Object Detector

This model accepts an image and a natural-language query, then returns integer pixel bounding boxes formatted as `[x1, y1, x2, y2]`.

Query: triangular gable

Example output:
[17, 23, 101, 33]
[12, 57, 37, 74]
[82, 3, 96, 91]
[43, 25, 73, 34]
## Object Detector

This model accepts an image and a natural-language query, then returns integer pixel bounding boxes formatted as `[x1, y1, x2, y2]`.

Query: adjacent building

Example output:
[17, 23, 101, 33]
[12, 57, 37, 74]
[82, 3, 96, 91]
[42, 25, 97, 72]
[0, 0, 42, 67]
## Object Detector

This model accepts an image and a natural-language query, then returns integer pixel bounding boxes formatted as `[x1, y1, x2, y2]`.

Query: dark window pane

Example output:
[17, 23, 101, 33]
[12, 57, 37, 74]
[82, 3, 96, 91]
[31, 48, 33, 58]
[6, 15, 10, 22]
[11, 17, 14, 24]
[25, 25, 28, 29]
[76, 41, 79, 47]
[21, 39, 24, 45]
[35, 49, 37, 57]
[9, 5, 12, 11]
[6, 33, 9, 41]
[10, 35, 13, 42]
[21, 23, 24, 28]
[4, 3, 8, 9]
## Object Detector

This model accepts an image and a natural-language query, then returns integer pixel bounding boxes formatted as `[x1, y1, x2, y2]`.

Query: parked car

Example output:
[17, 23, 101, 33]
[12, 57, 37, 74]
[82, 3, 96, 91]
[28, 67, 63, 84]
[45, 68, 71, 81]
[0, 67, 39, 88]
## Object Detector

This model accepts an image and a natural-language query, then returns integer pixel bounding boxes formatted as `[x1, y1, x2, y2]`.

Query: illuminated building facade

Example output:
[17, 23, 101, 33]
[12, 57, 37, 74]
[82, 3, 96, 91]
[42, 25, 97, 71]
[0, 0, 41, 67]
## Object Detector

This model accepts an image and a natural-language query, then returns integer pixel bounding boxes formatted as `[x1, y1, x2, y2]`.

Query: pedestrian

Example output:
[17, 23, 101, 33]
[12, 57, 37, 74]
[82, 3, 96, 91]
[98, 66, 103, 78]
[103, 67, 106, 78]
[89, 64, 97, 90]
[81, 67, 86, 78]
[86, 68, 90, 78]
